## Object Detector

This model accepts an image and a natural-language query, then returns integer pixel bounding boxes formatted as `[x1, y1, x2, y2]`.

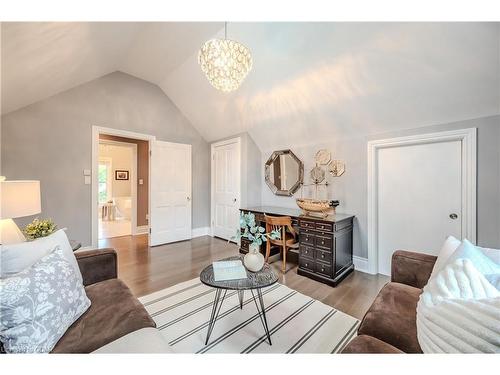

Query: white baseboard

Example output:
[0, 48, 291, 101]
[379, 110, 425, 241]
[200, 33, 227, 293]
[136, 225, 149, 235]
[192, 227, 210, 238]
[353, 255, 370, 274]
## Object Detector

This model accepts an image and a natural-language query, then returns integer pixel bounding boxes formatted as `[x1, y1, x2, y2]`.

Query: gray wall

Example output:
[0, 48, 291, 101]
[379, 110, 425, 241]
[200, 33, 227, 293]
[261, 115, 500, 258]
[1, 71, 210, 245]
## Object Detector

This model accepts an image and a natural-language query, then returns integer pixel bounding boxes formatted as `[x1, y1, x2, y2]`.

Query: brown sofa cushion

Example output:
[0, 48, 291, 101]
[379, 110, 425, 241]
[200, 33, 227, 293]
[358, 282, 422, 353]
[391, 250, 436, 289]
[342, 335, 403, 353]
[51, 279, 155, 353]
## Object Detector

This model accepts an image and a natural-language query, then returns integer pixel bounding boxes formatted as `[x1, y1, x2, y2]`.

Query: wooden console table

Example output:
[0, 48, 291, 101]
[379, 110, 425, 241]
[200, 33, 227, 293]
[239, 206, 355, 287]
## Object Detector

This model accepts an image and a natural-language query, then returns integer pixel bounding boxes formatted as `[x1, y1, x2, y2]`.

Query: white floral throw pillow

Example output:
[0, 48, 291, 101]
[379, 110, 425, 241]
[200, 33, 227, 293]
[0, 246, 91, 353]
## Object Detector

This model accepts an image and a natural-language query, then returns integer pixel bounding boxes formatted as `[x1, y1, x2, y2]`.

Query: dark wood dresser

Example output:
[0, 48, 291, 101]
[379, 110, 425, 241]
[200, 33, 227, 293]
[239, 206, 355, 287]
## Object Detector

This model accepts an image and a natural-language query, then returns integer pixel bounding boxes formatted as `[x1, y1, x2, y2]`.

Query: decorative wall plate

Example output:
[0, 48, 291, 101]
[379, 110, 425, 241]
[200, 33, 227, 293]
[328, 160, 345, 177]
[310, 166, 325, 183]
[315, 149, 331, 165]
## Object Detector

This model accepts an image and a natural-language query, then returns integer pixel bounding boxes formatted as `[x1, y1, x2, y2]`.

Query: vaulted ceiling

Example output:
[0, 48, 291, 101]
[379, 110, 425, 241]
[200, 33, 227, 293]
[2, 22, 499, 149]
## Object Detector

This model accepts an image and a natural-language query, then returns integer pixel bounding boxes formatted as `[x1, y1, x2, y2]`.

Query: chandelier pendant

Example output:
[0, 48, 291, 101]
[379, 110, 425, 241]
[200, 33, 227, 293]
[198, 22, 253, 92]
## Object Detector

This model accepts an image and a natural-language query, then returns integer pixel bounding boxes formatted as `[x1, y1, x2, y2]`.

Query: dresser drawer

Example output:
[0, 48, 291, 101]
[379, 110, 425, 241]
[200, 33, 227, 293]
[316, 222, 333, 232]
[300, 231, 315, 246]
[299, 257, 315, 272]
[299, 219, 316, 230]
[315, 235, 333, 250]
[315, 249, 332, 264]
[240, 239, 250, 251]
[299, 245, 315, 260]
[315, 262, 332, 277]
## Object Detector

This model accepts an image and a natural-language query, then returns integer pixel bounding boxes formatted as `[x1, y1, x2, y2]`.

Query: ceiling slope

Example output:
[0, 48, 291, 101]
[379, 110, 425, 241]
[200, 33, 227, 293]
[1, 22, 141, 114]
[2, 22, 499, 150]
[160, 22, 500, 150]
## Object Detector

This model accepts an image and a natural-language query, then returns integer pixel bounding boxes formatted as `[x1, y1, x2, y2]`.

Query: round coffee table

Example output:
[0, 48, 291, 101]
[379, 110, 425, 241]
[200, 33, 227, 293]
[200, 255, 278, 346]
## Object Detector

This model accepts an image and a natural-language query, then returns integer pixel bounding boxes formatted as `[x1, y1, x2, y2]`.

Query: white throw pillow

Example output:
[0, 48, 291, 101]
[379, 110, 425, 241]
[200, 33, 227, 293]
[430, 235, 461, 279]
[417, 258, 500, 353]
[431, 236, 500, 280]
[0, 229, 82, 284]
[446, 239, 500, 289]
[0, 246, 91, 353]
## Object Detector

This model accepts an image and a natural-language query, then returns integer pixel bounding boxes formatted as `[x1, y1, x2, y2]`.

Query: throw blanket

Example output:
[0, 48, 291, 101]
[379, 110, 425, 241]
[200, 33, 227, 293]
[416, 259, 500, 353]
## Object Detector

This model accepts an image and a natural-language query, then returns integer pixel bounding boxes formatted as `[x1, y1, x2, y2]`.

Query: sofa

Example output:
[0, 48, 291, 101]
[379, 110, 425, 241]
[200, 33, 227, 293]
[342, 250, 438, 353]
[52, 248, 164, 353]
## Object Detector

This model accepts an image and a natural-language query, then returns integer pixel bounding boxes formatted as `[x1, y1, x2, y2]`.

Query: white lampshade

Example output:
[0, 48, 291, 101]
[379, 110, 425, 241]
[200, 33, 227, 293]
[0, 180, 41, 219]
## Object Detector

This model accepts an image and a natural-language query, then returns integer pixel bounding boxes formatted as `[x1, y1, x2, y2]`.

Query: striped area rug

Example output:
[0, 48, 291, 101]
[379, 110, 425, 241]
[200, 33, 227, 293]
[139, 278, 360, 353]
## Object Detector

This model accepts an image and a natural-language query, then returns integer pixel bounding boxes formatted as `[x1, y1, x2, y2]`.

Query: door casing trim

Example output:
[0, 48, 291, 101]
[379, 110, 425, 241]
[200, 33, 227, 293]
[367, 127, 477, 274]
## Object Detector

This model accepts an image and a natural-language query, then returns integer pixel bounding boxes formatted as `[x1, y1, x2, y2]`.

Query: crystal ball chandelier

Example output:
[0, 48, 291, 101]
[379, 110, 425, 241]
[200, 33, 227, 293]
[198, 22, 252, 92]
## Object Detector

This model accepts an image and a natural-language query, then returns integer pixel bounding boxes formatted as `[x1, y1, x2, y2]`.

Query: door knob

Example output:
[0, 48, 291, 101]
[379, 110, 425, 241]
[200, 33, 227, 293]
[449, 213, 458, 220]
[187, 197, 191, 201]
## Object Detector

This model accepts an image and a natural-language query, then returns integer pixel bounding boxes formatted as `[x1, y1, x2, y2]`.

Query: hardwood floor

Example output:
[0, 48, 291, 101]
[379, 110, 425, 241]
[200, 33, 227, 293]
[98, 234, 389, 320]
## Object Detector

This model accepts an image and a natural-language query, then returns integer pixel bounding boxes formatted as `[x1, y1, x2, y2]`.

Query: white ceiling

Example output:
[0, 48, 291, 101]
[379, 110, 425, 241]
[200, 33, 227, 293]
[1, 22, 221, 114]
[2, 22, 499, 149]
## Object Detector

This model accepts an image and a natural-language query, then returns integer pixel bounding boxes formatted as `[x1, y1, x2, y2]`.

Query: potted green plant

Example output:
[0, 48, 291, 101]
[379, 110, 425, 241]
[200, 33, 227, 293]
[233, 212, 280, 272]
[23, 218, 57, 241]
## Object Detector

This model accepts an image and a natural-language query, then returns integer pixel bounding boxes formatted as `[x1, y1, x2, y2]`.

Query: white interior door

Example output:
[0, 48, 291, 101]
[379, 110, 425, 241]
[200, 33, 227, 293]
[212, 139, 240, 241]
[377, 140, 462, 275]
[150, 141, 192, 246]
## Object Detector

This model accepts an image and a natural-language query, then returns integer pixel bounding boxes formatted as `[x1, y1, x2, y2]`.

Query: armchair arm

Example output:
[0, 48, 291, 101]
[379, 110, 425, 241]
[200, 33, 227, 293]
[75, 248, 118, 286]
[391, 250, 437, 289]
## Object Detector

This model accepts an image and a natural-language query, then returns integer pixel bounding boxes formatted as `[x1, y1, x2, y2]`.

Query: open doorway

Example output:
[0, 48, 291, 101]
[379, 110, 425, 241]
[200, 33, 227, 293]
[98, 139, 136, 239]
[92, 128, 152, 245]
[92, 126, 193, 249]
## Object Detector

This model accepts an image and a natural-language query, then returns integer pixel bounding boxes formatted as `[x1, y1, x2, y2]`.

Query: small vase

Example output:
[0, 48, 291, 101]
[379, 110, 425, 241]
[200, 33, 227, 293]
[244, 243, 265, 272]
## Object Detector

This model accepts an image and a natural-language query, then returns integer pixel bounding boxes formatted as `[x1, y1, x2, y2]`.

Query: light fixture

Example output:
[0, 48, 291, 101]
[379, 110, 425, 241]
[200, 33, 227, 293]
[198, 22, 252, 92]
[0, 180, 41, 244]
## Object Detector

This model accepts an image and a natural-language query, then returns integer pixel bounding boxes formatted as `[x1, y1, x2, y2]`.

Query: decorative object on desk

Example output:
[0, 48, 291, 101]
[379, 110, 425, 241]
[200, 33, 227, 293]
[0, 180, 41, 244]
[265, 149, 304, 196]
[23, 217, 57, 240]
[295, 149, 346, 217]
[329, 159, 345, 177]
[315, 149, 331, 165]
[296, 198, 339, 217]
[233, 212, 280, 272]
[115, 170, 129, 180]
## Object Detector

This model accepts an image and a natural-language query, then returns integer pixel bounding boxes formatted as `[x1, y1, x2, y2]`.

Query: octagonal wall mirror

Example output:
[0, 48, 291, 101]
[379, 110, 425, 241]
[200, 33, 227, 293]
[265, 150, 304, 196]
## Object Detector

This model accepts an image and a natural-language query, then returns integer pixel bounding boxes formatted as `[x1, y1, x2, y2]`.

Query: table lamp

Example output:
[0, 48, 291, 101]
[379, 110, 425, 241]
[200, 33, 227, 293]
[0, 180, 41, 244]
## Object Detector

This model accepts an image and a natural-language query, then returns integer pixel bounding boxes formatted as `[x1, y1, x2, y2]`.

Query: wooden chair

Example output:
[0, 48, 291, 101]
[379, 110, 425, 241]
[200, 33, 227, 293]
[265, 215, 299, 273]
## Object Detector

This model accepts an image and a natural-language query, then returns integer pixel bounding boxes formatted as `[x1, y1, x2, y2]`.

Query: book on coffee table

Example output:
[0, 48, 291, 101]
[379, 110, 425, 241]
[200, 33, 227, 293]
[213, 260, 247, 281]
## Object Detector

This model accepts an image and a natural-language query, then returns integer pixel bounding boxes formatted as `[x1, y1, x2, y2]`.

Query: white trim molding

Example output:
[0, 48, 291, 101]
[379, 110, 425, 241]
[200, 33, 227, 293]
[353, 256, 369, 274]
[136, 225, 149, 235]
[367, 128, 477, 275]
[192, 227, 211, 238]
